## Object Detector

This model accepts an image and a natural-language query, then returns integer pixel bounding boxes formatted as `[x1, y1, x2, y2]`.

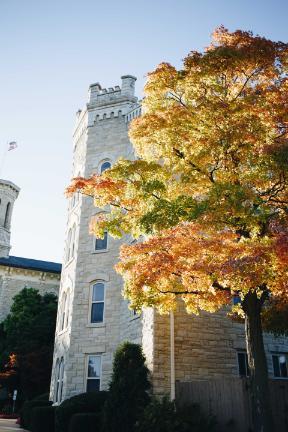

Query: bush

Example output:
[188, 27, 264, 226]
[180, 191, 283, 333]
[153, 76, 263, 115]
[55, 391, 108, 432]
[20, 400, 53, 429]
[103, 342, 151, 432]
[69, 413, 101, 432]
[136, 397, 217, 432]
[32, 392, 50, 401]
[31, 406, 56, 432]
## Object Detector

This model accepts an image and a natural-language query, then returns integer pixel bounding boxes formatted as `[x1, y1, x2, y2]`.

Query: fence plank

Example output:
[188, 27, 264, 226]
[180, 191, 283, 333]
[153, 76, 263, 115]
[176, 379, 288, 432]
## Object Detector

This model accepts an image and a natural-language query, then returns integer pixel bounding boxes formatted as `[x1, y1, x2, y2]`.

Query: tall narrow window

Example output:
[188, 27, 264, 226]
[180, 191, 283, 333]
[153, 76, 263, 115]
[95, 232, 108, 251]
[4, 202, 10, 228]
[71, 224, 76, 258]
[65, 292, 70, 329]
[55, 359, 60, 402]
[237, 351, 250, 377]
[61, 293, 67, 331]
[272, 353, 288, 378]
[55, 357, 64, 402]
[91, 282, 105, 323]
[59, 358, 64, 401]
[87, 355, 101, 392]
[100, 161, 111, 173]
[66, 229, 72, 262]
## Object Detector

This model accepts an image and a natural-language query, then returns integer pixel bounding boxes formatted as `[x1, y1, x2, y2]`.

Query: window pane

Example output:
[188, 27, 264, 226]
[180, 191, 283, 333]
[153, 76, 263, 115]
[273, 355, 280, 377]
[237, 352, 247, 377]
[101, 162, 111, 173]
[95, 232, 107, 250]
[91, 303, 104, 323]
[88, 356, 101, 378]
[233, 296, 241, 305]
[87, 379, 100, 392]
[92, 283, 104, 302]
[279, 355, 288, 377]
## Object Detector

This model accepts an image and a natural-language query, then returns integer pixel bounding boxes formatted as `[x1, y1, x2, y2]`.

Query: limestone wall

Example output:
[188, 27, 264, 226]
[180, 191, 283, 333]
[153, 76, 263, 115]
[0, 266, 60, 322]
[152, 302, 288, 396]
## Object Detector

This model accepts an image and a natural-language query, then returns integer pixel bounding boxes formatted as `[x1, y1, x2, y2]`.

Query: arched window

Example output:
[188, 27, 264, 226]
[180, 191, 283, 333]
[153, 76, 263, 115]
[90, 281, 105, 323]
[4, 202, 11, 228]
[100, 161, 111, 174]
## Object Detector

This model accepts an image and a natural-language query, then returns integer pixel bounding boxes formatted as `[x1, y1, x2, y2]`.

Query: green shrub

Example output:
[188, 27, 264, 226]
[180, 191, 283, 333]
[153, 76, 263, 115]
[32, 392, 50, 401]
[103, 342, 151, 432]
[31, 406, 56, 432]
[136, 397, 217, 432]
[69, 413, 100, 432]
[55, 391, 108, 432]
[20, 400, 53, 429]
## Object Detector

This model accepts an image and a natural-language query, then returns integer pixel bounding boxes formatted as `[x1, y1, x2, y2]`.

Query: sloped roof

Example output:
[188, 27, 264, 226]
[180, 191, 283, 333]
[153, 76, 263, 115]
[0, 255, 62, 274]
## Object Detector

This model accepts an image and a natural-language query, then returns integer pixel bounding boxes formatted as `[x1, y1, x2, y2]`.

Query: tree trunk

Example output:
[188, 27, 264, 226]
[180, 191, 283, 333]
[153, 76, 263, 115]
[242, 291, 273, 432]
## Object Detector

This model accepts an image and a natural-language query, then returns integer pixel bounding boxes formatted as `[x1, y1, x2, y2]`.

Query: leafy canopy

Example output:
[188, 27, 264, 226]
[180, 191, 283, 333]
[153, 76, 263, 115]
[68, 27, 288, 315]
[0, 287, 58, 398]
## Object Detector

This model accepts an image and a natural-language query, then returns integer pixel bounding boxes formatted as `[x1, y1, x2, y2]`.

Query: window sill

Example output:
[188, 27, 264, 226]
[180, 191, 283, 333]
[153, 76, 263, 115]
[86, 323, 106, 328]
[272, 377, 288, 380]
[91, 249, 109, 254]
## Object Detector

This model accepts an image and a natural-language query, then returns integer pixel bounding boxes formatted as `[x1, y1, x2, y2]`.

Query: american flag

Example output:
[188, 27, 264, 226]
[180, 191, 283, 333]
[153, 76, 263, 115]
[8, 141, 17, 151]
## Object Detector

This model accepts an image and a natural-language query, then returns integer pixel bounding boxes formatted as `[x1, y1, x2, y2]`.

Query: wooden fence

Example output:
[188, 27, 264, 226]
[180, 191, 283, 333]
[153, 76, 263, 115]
[176, 378, 288, 432]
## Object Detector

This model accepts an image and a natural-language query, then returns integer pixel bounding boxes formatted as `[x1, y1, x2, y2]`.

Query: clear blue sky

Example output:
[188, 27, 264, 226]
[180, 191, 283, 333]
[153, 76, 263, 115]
[0, 0, 287, 263]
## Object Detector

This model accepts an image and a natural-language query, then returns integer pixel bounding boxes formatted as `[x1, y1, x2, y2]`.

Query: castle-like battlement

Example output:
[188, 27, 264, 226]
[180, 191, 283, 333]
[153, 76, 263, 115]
[88, 75, 137, 107]
[73, 75, 140, 147]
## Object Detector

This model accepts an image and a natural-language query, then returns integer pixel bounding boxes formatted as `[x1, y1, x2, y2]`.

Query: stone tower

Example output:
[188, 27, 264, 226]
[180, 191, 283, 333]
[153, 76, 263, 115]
[0, 180, 20, 258]
[50, 76, 143, 402]
[0, 179, 61, 322]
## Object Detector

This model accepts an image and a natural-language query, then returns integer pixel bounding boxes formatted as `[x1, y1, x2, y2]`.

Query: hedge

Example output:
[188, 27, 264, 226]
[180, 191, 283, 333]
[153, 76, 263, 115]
[31, 406, 56, 432]
[69, 413, 101, 432]
[55, 391, 108, 432]
[136, 397, 217, 432]
[20, 400, 53, 429]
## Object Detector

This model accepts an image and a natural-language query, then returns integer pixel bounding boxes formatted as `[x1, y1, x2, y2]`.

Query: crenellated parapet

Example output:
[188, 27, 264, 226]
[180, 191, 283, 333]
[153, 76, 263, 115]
[88, 75, 137, 108]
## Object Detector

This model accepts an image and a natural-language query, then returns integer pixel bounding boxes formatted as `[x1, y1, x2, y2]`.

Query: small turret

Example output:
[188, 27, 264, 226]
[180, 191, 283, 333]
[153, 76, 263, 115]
[0, 180, 20, 258]
[88, 82, 102, 103]
[121, 75, 137, 97]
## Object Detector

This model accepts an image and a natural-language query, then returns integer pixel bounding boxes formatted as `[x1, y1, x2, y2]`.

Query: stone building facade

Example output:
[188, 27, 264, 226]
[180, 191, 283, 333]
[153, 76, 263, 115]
[50, 76, 288, 403]
[0, 179, 61, 322]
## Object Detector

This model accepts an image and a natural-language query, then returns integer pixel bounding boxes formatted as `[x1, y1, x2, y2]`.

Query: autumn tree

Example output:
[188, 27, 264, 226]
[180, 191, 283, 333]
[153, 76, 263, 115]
[67, 27, 288, 432]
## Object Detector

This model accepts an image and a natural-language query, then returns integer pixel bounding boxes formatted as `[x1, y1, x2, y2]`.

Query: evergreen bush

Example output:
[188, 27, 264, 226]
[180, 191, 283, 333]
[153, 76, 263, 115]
[32, 392, 50, 401]
[103, 342, 151, 432]
[136, 397, 217, 432]
[31, 406, 56, 432]
[55, 391, 107, 432]
[20, 400, 53, 429]
[69, 413, 100, 432]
